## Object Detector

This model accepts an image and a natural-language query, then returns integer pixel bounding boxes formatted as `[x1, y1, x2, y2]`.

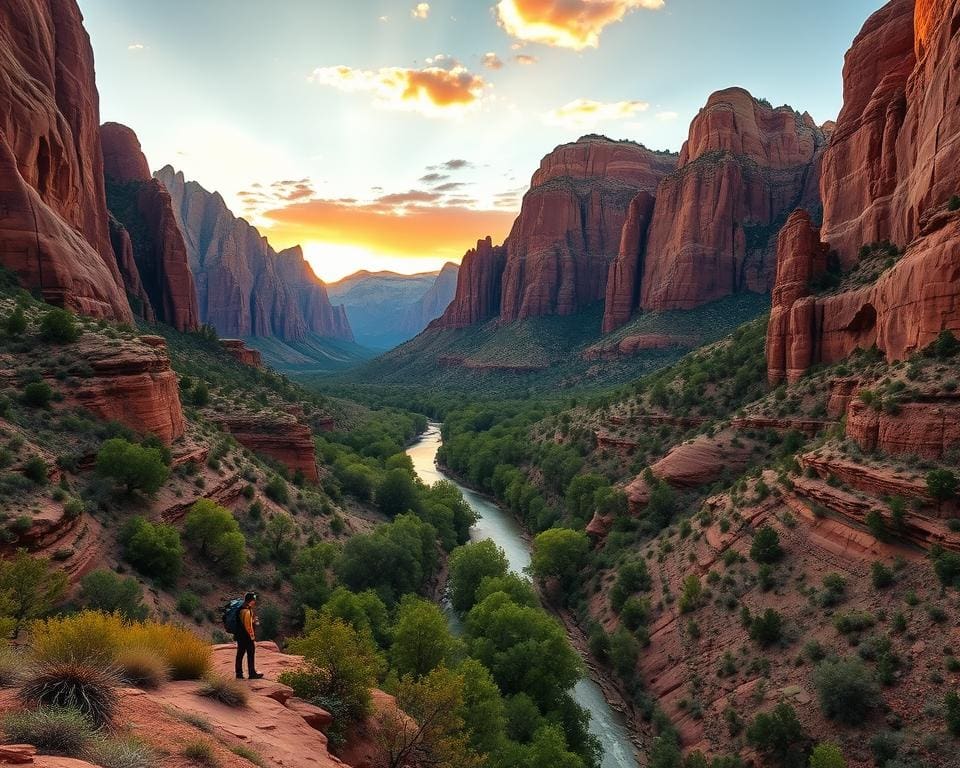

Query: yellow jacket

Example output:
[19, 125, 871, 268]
[239, 607, 255, 639]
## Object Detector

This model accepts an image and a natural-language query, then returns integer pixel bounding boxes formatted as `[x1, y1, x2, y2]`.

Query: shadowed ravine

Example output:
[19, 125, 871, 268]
[407, 422, 640, 768]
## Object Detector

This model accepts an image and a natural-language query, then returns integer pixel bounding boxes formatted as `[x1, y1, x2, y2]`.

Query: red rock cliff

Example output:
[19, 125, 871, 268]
[767, 0, 960, 381]
[639, 88, 827, 313]
[156, 166, 353, 342]
[0, 0, 132, 321]
[435, 238, 507, 329]
[101, 122, 200, 332]
[601, 191, 656, 333]
[498, 136, 677, 322]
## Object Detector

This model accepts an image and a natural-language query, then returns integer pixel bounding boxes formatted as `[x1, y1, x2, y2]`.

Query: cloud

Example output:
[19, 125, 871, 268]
[439, 158, 472, 170]
[309, 64, 487, 116]
[545, 98, 650, 126]
[127, 43, 145, 51]
[411, 2, 430, 19]
[481, 52, 504, 70]
[419, 172, 450, 183]
[513, 54, 538, 65]
[379, 15, 389, 22]
[375, 190, 442, 205]
[433, 182, 465, 192]
[655, 110, 679, 121]
[495, 0, 664, 50]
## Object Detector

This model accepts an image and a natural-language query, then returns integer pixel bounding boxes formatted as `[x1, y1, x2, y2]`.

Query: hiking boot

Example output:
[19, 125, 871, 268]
[236, 674, 244, 679]
[249, 672, 264, 680]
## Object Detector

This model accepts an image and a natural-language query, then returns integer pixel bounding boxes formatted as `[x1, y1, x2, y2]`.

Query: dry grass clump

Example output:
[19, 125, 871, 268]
[182, 739, 219, 768]
[115, 646, 170, 689]
[2, 706, 96, 754]
[197, 674, 249, 707]
[18, 660, 120, 727]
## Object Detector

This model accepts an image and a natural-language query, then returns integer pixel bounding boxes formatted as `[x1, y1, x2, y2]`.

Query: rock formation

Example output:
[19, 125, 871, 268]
[72, 335, 186, 444]
[767, 0, 960, 382]
[0, 0, 132, 321]
[435, 237, 507, 329]
[156, 166, 353, 342]
[101, 123, 200, 332]
[601, 192, 656, 333]
[400, 261, 459, 334]
[500, 136, 677, 322]
[221, 339, 264, 368]
[638, 88, 827, 314]
[216, 412, 319, 483]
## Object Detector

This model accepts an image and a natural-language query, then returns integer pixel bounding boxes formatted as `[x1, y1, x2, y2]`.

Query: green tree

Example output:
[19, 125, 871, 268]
[321, 587, 392, 649]
[79, 569, 148, 620]
[264, 511, 297, 562]
[390, 596, 461, 679]
[746, 703, 808, 768]
[184, 500, 246, 576]
[751, 525, 783, 564]
[530, 528, 589, 597]
[523, 725, 586, 768]
[284, 611, 381, 723]
[608, 627, 641, 682]
[191, 381, 210, 407]
[809, 742, 845, 768]
[376, 468, 420, 518]
[457, 658, 506, 755]
[4, 307, 26, 337]
[96, 438, 169, 497]
[21, 382, 53, 408]
[0, 550, 68, 630]
[678, 574, 703, 613]
[927, 469, 958, 512]
[119, 516, 183, 586]
[813, 657, 879, 725]
[945, 690, 960, 736]
[448, 540, 509, 613]
[291, 543, 337, 611]
[465, 591, 582, 710]
[39, 308, 80, 343]
[749, 608, 783, 647]
[378, 666, 482, 768]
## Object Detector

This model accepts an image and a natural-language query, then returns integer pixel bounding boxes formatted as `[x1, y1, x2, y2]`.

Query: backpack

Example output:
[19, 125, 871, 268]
[222, 598, 244, 635]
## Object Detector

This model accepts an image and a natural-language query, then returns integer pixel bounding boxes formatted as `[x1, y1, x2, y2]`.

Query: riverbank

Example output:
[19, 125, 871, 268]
[407, 423, 641, 768]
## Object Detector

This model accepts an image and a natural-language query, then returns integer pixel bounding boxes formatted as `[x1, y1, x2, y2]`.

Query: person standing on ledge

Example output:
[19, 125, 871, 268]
[235, 592, 264, 680]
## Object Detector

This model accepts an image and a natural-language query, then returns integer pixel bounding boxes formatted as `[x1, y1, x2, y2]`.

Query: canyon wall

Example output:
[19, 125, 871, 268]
[767, 0, 960, 382]
[0, 0, 132, 321]
[101, 122, 200, 332]
[435, 237, 507, 329]
[156, 165, 353, 342]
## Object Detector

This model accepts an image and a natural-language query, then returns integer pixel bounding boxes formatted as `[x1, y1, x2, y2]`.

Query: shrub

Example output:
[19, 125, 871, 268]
[932, 545, 960, 588]
[22, 381, 53, 408]
[746, 702, 808, 768]
[620, 596, 650, 630]
[85, 736, 157, 768]
[871, 562, 894, 589]
[191, 382, 210, 408]
[809, 742, 846, 768]
[197, 675, 249, 707]
[832, 610, 876, 635]
[927, 469, 958, 511]
[2, 706, 95, 754]
[750, 526, 783, 564]
[177, 592, 201, 616]
[0, 646, 23, 687]
[80, 570, 149, 621]
[29, 611, 125, 664]
[96, 439, 169, 497]
[946, 690, 960, 736]
[40, 308, 81, 343]
[264, 476, 289, 505]
[125, 622, 211, 680]
[949, 195, 960, 212]
[230, 746, 266, 768]
[182, 740, 218, 767]
[813, 657, 879, 724]
[184, 500, 246, 577]
[23, 456, 48, 485]
[119, 517, 183, 586]
[678, 574, 703, 613]
[4, 307, 27, 337]
[0, 549, 68, 629]
[749, 608, 783, 647]
[865, 511, 888, 542]
[115, 646, 169, 689]
[18, 661, 120, 727]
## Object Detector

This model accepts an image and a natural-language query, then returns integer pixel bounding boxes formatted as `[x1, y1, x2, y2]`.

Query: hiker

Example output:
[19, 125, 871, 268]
[234, 591, 264, 680]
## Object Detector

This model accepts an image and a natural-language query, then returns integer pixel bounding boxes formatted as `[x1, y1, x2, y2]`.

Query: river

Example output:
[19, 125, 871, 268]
[407, 422, 640, 768]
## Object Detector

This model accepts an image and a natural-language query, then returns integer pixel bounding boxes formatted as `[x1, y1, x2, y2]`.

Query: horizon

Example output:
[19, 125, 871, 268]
[79, 0, 885, 282]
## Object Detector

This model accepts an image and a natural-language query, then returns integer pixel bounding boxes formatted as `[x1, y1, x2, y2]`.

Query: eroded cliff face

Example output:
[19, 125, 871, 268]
[0, 0, 132, 321]
[156, 166, 353, 342]
[435, 237, 507, 329]
[499, 136, 677, 322]
[101, 123, 200, 332]
[767, 0, 960, 382]
[638, 88, 827, 313]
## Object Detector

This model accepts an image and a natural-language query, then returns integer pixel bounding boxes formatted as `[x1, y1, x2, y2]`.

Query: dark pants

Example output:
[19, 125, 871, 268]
[235, 633, 256, 676]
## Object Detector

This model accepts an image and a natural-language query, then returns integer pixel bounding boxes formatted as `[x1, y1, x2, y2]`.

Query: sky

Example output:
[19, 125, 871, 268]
[79, 0, 887, 282]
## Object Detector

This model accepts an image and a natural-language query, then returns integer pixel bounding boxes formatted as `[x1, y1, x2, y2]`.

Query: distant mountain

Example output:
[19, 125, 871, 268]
[327, 264, 459, 349]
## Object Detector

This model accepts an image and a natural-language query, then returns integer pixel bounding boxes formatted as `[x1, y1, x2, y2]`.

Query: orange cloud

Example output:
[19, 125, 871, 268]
[411, 2, 430, 19]
[513, 54, 538, 65]
[259, 199, 516, 260]
[545, 98, 649, 126]
[496, 0, 664, 50]
[309, 64, 487, 115]
[481, 52, 504, 70]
